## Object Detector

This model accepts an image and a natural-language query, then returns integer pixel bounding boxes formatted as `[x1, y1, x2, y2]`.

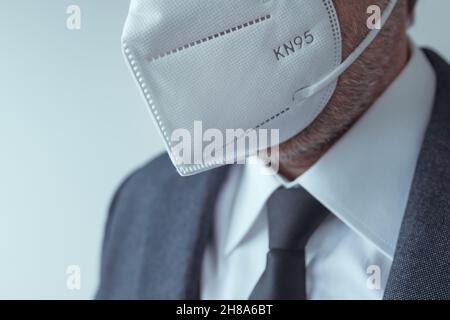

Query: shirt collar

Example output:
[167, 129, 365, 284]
[224, 44, 436, 259]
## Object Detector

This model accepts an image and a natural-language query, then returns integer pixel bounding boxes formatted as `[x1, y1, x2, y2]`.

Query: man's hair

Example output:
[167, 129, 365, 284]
[408, 0, 417, 14]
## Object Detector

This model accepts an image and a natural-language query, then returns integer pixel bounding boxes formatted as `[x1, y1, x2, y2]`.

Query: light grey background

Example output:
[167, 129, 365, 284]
[0, 0, 449, 299]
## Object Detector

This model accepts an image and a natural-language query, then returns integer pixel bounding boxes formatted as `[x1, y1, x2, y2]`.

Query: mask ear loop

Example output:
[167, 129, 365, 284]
[293, 0, 398, 102]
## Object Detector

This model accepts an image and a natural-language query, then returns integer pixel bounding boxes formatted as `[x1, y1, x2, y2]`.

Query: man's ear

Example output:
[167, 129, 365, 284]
[408, 0, 417, 15]
[407, 0, 417, 26]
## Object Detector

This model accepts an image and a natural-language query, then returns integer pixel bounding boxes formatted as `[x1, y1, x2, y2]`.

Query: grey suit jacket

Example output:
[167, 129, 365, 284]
[96, 49, 450, 300]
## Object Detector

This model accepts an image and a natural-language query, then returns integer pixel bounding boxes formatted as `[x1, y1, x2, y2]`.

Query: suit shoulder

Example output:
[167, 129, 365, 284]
[124, 152, 179, 190]
[108, 152, 182, 214]
[137, 152, 178, 181]
[96, 152, 180, 299]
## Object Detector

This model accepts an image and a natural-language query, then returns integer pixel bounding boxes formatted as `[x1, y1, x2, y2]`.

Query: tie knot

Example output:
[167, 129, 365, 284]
[266, 187, 329, 250]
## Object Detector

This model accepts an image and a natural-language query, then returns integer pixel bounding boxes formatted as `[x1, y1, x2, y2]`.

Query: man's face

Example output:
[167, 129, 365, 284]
[278, 0, 410, 175]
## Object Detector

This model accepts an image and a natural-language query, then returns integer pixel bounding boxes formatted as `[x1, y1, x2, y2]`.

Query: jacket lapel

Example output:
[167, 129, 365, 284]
[384, 50, 450, 299]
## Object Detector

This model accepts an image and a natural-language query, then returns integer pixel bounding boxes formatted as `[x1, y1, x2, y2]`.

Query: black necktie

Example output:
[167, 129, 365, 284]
[249, 187, 329, 300]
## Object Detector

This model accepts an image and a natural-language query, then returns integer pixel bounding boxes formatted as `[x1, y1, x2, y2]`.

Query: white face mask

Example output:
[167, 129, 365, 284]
[122, 0, 397, 176]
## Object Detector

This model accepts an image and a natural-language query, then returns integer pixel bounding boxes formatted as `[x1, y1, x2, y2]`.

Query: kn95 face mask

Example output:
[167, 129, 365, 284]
[122, 0, 398, 176]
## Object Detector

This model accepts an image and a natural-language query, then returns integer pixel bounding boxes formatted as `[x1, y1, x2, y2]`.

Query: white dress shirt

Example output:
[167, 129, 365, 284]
[201, 44, 436, 300]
